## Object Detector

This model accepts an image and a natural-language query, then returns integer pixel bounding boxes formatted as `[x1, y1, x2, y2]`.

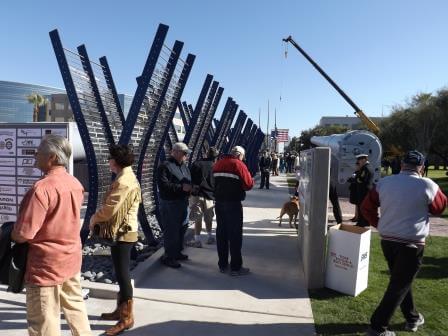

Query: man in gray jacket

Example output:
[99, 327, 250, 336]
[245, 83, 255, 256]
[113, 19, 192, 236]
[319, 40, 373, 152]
[361, 150, 447, 336]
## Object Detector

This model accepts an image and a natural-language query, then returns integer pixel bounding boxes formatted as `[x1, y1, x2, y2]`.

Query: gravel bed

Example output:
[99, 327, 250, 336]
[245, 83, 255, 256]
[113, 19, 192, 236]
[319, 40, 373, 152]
[81, 239, 161, 284]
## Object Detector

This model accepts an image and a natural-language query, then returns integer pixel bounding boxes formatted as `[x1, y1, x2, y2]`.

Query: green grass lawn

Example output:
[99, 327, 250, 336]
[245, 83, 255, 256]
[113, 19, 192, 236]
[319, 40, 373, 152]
[381, 168, 448, 218]
[309, 234, 448, 335]
[428, 169, 448, 218]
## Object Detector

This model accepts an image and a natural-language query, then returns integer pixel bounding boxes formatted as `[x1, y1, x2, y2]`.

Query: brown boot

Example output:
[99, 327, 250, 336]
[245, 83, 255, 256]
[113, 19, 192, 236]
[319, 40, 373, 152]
[105, 299, 134, 335]
[101, 294, 120, 320]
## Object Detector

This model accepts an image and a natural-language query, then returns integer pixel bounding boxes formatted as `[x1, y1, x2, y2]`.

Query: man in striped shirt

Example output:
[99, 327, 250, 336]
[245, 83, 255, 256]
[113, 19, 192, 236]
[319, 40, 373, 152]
[362, 150, 447, 336]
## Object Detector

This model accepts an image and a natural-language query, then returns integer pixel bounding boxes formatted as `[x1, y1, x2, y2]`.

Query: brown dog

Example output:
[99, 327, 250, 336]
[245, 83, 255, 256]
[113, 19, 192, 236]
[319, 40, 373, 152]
[277, 196, 299, 228]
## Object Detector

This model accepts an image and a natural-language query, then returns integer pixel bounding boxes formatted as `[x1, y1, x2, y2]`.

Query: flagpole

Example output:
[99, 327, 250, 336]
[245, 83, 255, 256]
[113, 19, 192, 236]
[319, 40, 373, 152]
[267, 100, 270, 149]
[274, 108, 277, 153]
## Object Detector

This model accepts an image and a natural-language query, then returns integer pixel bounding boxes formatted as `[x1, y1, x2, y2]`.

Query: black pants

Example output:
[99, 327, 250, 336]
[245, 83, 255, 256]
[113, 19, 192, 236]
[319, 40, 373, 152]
[356, 203, 369, 227]
[370, 240, 424, 332]
[260, 171, 270, 189]
[329, 184, 342, 224]
[160, 199, 188, 259]
[215, 201, 243, 271]
[111, 242, 134, 303]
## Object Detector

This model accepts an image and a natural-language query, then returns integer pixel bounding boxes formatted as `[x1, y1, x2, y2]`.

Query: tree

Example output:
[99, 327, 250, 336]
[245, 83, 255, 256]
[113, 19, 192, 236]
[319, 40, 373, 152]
[379, 90, 445, 161]
[430, 88, 448, 167]
[27, 93, 48, 122]
[285, 136, 301, 153]
[379, 107, 415, 155]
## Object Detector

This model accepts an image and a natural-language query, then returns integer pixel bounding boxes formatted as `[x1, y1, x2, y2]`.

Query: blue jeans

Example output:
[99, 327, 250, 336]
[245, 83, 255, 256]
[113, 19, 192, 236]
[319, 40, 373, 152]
[160, 199, 188, 259]
[215, 201, 243, 271]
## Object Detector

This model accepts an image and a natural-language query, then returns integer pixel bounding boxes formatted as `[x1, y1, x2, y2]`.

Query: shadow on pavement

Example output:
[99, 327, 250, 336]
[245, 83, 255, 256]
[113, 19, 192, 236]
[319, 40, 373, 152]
[0, 296, 113, 332]
[123, 320, 315, 336]
[0, 297, 28, 331]
[243, 184, 291, 209]
[134, 217, 306, 300]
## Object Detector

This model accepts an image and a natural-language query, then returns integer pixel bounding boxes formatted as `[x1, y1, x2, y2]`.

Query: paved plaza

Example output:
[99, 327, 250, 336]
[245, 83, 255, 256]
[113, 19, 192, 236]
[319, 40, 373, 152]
[0, 174, 316, 336]
[2, 174, 446, 335]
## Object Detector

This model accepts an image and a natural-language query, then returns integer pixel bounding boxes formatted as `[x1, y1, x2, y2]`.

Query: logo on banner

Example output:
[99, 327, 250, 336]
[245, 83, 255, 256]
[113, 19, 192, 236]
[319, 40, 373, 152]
[20, 158, 34, 166]
[0, 138, 13, 150]
[0, 196, 14, 204]
[0, 204, 16, 213]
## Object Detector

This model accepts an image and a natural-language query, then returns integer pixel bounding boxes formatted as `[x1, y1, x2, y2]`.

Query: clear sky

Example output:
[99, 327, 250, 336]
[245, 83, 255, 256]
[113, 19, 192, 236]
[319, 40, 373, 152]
[1, 0, 448, 137]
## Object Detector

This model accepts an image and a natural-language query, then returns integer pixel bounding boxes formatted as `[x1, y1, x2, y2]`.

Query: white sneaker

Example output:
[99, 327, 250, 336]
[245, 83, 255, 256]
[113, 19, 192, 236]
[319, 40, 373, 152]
[81, 288, 90, 300]
[405, 313, 424, 332]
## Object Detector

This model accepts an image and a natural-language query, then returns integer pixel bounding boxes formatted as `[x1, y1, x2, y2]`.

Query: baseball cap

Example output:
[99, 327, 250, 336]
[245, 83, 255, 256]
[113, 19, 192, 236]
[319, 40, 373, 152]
[172, 142, 191, 154]
[356, 154, 368, 159]
[231, 145, 245, 157]
[403, 150, 425, 166]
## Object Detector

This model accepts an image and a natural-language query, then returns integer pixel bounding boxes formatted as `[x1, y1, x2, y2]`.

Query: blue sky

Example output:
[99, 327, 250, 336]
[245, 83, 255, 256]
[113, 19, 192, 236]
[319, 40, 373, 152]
[1, 0, 448, 137]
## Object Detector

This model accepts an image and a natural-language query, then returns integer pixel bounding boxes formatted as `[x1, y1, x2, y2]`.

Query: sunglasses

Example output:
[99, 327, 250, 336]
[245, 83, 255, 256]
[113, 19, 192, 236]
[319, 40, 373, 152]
[175, 150, 189, 156]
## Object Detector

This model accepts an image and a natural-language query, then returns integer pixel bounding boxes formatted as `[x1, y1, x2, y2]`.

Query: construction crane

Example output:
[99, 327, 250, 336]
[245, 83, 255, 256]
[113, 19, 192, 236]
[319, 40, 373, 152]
[282, 35, 380, 134]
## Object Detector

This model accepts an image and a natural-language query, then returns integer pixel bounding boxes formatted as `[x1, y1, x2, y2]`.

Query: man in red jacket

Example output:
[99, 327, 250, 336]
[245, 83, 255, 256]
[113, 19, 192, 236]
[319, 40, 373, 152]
[213, 146, 254, 276]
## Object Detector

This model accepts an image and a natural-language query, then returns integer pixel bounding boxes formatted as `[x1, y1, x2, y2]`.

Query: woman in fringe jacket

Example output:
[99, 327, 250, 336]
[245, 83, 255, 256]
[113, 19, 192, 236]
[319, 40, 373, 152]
[89, 144, 141, 336]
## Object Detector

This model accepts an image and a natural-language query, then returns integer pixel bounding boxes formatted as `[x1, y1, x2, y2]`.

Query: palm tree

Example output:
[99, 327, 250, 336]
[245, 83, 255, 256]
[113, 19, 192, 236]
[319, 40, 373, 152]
[26, 93, 49, 122]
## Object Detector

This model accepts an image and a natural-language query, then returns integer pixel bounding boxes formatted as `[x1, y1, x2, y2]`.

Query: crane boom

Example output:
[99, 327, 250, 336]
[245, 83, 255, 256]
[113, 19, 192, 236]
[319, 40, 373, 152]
[283, 35, 380, 134]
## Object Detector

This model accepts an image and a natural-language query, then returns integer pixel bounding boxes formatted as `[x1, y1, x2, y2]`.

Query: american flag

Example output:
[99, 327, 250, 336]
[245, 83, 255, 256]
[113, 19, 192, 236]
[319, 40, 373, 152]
[271, 128, 289, 142]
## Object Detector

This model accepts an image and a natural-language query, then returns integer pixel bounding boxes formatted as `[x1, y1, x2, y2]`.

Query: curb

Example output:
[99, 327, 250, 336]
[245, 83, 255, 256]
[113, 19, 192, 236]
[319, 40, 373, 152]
[81, 246, 165, 299]
[81, 229, 198, 299]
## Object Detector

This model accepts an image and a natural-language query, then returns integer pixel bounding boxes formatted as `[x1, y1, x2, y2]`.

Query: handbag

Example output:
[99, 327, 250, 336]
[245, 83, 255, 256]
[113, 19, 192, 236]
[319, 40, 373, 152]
[90, 222, 118, 246]
[8, 242, 29, 293]
[90, 187, 141, 246]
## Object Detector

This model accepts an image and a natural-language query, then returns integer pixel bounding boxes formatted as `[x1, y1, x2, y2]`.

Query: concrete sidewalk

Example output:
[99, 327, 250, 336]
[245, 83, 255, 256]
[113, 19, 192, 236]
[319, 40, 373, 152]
[0, 174, 315, 335]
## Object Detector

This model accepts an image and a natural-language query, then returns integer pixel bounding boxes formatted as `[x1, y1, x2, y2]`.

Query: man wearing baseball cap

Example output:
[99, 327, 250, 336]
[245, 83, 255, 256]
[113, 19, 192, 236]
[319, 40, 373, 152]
[352, 153, 374, 227]
[361, 150, 447, 335]
[157, 142, 192, 268]
[187, 147, 220, 248]
[213, 146, 254, 276]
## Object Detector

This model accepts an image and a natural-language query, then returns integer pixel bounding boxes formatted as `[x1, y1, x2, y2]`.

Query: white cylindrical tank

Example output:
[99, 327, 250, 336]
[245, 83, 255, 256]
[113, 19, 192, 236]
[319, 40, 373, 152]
[311, 130, 382, 184]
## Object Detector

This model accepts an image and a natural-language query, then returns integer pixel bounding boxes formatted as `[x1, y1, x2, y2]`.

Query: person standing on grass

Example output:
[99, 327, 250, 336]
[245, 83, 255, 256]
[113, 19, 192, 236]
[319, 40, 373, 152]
[186, 147, 219, 248]
[361, 150, 447, 336]
[352, 154, 374, 227]
[213, 146, 254, 276]
[423, 158, 429, 177]
[390, 155, 401, 175]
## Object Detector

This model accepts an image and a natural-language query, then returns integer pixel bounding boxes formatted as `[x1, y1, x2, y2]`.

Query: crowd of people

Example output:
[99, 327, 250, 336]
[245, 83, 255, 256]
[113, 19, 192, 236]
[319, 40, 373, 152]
[5, 136, 255, 335]
[156, 143, 254, 275]
[258, 150, 299, 190]
[2, 133, 447, 336]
